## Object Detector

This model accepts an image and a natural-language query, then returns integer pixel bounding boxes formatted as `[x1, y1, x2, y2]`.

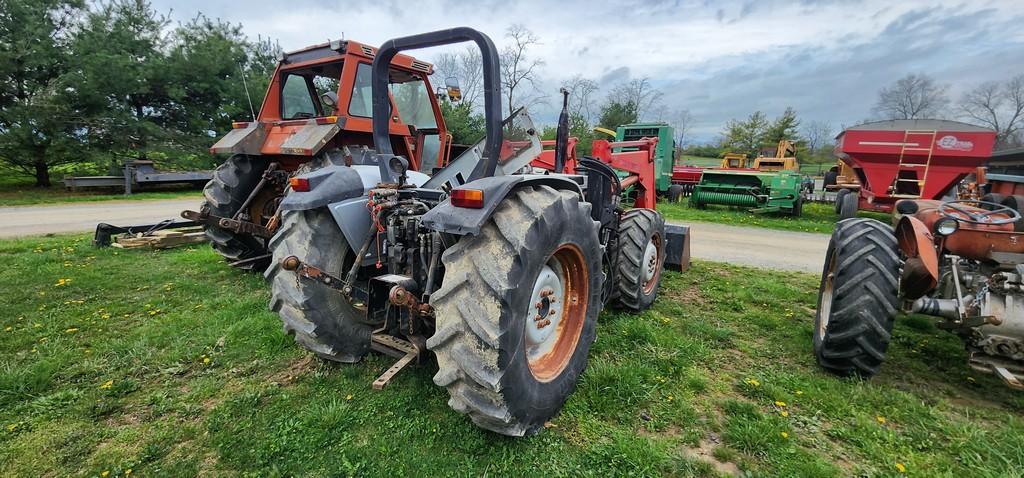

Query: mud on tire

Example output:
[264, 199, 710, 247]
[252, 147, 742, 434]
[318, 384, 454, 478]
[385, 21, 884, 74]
[201, 154, 272, 271]
[265, 208, 371, 363]
[813, 218, 901, 378]
[615, 208, 666, 312]
[427, 185, 603, 436]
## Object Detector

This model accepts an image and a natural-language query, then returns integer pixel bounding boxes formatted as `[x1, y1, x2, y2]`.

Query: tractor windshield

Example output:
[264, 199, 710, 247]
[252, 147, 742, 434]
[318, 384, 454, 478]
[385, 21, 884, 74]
[280, 62, 343, 119]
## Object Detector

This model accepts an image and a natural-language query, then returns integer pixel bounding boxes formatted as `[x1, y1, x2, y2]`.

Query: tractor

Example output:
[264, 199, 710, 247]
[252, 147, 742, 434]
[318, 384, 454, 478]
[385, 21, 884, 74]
[182, 37, 457, 270]
[814, 198, 1024, 389]
[264, 28, 686, 435]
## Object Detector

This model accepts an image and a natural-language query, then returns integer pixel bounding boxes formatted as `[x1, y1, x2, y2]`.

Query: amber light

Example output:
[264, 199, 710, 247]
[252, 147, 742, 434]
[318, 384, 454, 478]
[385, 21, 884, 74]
[451, 188, 484, 209]
[231, 121, 250, 129]
[289, 177, 310, 192]
[315, 116, 338, 125]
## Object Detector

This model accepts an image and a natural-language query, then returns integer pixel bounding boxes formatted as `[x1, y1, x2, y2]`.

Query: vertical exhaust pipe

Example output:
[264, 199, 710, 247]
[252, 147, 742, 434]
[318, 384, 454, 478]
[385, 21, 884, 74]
[554, 88, 570, 174]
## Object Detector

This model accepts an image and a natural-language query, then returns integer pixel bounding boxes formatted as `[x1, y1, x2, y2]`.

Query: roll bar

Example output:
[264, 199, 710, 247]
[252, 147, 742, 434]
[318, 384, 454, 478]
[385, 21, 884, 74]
[371, 27, 502, 180]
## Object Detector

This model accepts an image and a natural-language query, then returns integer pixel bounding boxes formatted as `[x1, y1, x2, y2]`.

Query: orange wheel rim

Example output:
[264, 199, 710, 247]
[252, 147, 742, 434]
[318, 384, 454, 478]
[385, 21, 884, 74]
[524, 244, 589, 382]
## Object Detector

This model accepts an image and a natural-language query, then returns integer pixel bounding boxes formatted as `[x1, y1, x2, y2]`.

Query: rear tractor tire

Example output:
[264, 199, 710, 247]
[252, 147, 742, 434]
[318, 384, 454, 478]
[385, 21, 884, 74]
[265, 208, 371, 363]
[667, 184, 685, 203]
[981, 193, 1006, 210]
[201, 154, 273, 271]
[615, 209, 667, 311]
[813, 218, 901, 378]
[1000, 195, 1024, 232]
[427, 186, 603, 436]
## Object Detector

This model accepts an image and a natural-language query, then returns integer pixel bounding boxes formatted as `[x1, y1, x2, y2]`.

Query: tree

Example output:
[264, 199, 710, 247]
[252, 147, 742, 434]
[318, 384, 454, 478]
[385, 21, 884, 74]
[606, 78, 663, 121]
[432, 46, 483, 108]
[764, 107, 800, 144]
[597, 100, 638, 131]
[560, 75, 599, 124]
[439, 100, 485, 145]
[873, 73, 949, 120]
[959, 75, 1024, 150]
[0, 0, 84, 186]
[669, 108, 693, 148]
[801, 120, 835, 162]
[62, 0, 171, 169]
[721, 111, 769, 156]
[500, 24, 546, 114]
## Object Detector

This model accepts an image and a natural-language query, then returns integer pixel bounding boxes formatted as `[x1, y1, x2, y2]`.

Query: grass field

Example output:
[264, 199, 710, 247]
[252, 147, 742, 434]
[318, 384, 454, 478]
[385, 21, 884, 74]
[3, 234, 1023, 477]
[658, 201, 889, 235]
[0, 176, 202, 207]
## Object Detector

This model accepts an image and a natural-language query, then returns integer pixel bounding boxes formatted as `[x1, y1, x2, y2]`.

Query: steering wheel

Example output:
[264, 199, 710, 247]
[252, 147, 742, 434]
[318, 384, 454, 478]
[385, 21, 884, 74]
[939, 199, 1021, 225]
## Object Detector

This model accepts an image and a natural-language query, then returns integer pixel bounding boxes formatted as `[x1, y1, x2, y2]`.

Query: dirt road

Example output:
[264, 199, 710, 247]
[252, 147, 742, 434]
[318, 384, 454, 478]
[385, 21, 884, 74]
[0, 199, 830, 273]
[0, 198, 201, 239]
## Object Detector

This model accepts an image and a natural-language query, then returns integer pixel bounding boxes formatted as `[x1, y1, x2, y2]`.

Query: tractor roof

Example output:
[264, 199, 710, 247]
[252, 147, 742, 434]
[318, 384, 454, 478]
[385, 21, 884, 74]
[280, 39, 434, 75]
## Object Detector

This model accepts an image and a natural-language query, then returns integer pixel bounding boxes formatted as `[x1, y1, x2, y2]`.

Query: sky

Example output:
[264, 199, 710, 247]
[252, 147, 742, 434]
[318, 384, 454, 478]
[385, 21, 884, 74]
[151, 0, 1024, 143]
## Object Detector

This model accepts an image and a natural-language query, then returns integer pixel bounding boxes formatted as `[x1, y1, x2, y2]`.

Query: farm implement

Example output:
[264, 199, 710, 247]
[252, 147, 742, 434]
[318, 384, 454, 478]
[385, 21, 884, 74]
[689, 140, 805, 216]
[832, 119, 996, 219]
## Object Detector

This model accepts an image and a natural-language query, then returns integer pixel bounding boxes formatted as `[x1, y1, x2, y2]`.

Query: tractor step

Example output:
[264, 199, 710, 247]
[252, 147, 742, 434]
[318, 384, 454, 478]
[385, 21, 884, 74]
[370, 334, 420, 390]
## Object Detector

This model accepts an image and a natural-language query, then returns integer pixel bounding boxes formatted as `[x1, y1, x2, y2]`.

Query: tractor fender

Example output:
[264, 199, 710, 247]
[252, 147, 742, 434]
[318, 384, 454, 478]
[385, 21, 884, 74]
[421, 174, 583, 236]
[895, 215, 939, 299]
[280, 164, 429, 212]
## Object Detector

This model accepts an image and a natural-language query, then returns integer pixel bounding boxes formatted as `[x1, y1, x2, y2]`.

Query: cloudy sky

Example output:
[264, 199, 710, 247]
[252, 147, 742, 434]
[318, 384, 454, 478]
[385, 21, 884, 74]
[151, 0, 1024, 142]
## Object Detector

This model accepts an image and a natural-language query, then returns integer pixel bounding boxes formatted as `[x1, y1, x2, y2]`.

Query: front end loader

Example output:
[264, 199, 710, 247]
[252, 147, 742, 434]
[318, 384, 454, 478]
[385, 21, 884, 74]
[263, 27, 686, 435]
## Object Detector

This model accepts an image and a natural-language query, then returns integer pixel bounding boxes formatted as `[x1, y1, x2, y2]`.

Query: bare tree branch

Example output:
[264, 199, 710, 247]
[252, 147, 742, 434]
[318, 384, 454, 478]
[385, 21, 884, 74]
[959, 74, 1024, 150]
[500, 24, 547, 114]
[873, 73, 949, 120]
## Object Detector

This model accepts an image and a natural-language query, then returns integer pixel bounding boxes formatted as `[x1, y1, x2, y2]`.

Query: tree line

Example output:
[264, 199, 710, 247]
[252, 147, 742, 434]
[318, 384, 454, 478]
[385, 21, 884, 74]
[0, 0, 278, 186]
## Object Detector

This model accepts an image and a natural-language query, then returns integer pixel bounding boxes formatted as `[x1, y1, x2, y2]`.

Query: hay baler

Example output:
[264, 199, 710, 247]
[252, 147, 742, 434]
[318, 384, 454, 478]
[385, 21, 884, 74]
[689, 140, 804, 216]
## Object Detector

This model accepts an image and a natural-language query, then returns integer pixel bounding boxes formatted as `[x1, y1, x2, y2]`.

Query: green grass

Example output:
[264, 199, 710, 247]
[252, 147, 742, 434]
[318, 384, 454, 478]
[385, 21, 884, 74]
[0, 175, 202, 207]
[659, 201, 890, 234]
[3, 235, 1024, 477]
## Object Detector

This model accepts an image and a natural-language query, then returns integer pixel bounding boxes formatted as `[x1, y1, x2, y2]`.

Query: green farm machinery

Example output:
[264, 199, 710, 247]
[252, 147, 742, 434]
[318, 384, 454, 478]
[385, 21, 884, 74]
[689, 140, 805, 216]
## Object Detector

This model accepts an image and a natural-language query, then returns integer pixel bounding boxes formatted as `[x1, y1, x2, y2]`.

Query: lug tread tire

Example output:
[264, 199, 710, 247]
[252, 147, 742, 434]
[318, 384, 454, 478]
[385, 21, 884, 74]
[838, 190, 858, 220]
[615, 209, 666, 311]
[201, 155, 272, 270]
[1000, 194, 1024, 232]
[427, 185, 602, 436]
[813, 218, 900, 378]
[265, 208, 371, 363]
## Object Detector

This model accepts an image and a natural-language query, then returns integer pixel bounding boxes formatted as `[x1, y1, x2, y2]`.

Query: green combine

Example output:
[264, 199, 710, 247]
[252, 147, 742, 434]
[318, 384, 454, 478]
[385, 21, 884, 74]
[689, 140, 804, 217]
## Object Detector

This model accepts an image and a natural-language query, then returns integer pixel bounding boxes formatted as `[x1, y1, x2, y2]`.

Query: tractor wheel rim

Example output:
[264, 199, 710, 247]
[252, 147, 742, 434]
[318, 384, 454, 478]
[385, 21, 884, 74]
[818, 251, 837, 340]
[642, 234, 662, 293]
[525, 244, 588, 382]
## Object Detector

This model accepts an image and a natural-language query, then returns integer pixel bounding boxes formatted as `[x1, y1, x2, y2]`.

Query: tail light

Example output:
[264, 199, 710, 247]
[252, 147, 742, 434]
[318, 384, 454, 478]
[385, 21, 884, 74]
[315, 116, 338, 125]
[289, 177, 310, 192]
[451, 188, 484, 209]
[231, 121, 250, 129]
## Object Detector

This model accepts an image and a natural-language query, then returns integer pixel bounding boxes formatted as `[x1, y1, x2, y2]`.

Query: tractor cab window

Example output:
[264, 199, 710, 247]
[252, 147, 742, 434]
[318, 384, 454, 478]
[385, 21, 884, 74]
[280, 63, 343, 119]
[349, 63, 441, 172]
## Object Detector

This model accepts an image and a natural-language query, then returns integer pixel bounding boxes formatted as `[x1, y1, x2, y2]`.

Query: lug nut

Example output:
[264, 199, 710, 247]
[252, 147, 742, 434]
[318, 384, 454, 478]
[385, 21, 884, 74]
[536, 319, 551, 329]
[535, 302, 542, 309]
[549, 309, 556, 316]
[534, 315, 543, 322]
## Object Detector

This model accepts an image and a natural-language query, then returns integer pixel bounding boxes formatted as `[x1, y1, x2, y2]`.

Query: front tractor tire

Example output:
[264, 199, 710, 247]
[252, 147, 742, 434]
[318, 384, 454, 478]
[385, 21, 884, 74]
[202, 154, 273, 271]
[615, 208, 667, 311]
[427, 186, 603, 436]
[813, 218, 901, 378]
[265, 209, 371, 363]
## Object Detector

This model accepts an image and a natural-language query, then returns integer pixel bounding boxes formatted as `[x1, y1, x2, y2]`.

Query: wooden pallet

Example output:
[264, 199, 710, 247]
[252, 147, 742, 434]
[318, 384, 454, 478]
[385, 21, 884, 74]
[113, 227, 207, 250]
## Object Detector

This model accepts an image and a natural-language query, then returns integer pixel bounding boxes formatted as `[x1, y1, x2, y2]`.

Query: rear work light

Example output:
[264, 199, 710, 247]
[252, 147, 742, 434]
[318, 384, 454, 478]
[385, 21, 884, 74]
[451, 188, 484, 209]
[289, 177, 310, 192]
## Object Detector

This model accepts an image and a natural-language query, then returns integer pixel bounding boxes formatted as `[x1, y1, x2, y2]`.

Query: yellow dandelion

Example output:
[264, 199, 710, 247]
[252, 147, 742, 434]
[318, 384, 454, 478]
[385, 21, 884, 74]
[148, 310, 157, 316]
[34, 323, 42, 328]
[4, 326, 11, 332]
[31, 347, 37, 353]
[65, 328, 78, 333]
[99, 380, 113, 390]
[667, 395, 674, 401]
[101, 471, 110, 477]
[780, 410, 789, 417]
[744, 378, 760, 387]
[101, 314, 111, 320]
[775, 401, 786, 407]
[345, 394, 353, 401]
[125, 469, 132, 476]
[7, 423, 17, 432]
[203, 357, 210, 364]
[895, 463, 906, 473]
[876, 416, 886, 425]
[85, 349, 92, 354]
[795, 390, 803, 395]
[780, 432, 788, 439]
